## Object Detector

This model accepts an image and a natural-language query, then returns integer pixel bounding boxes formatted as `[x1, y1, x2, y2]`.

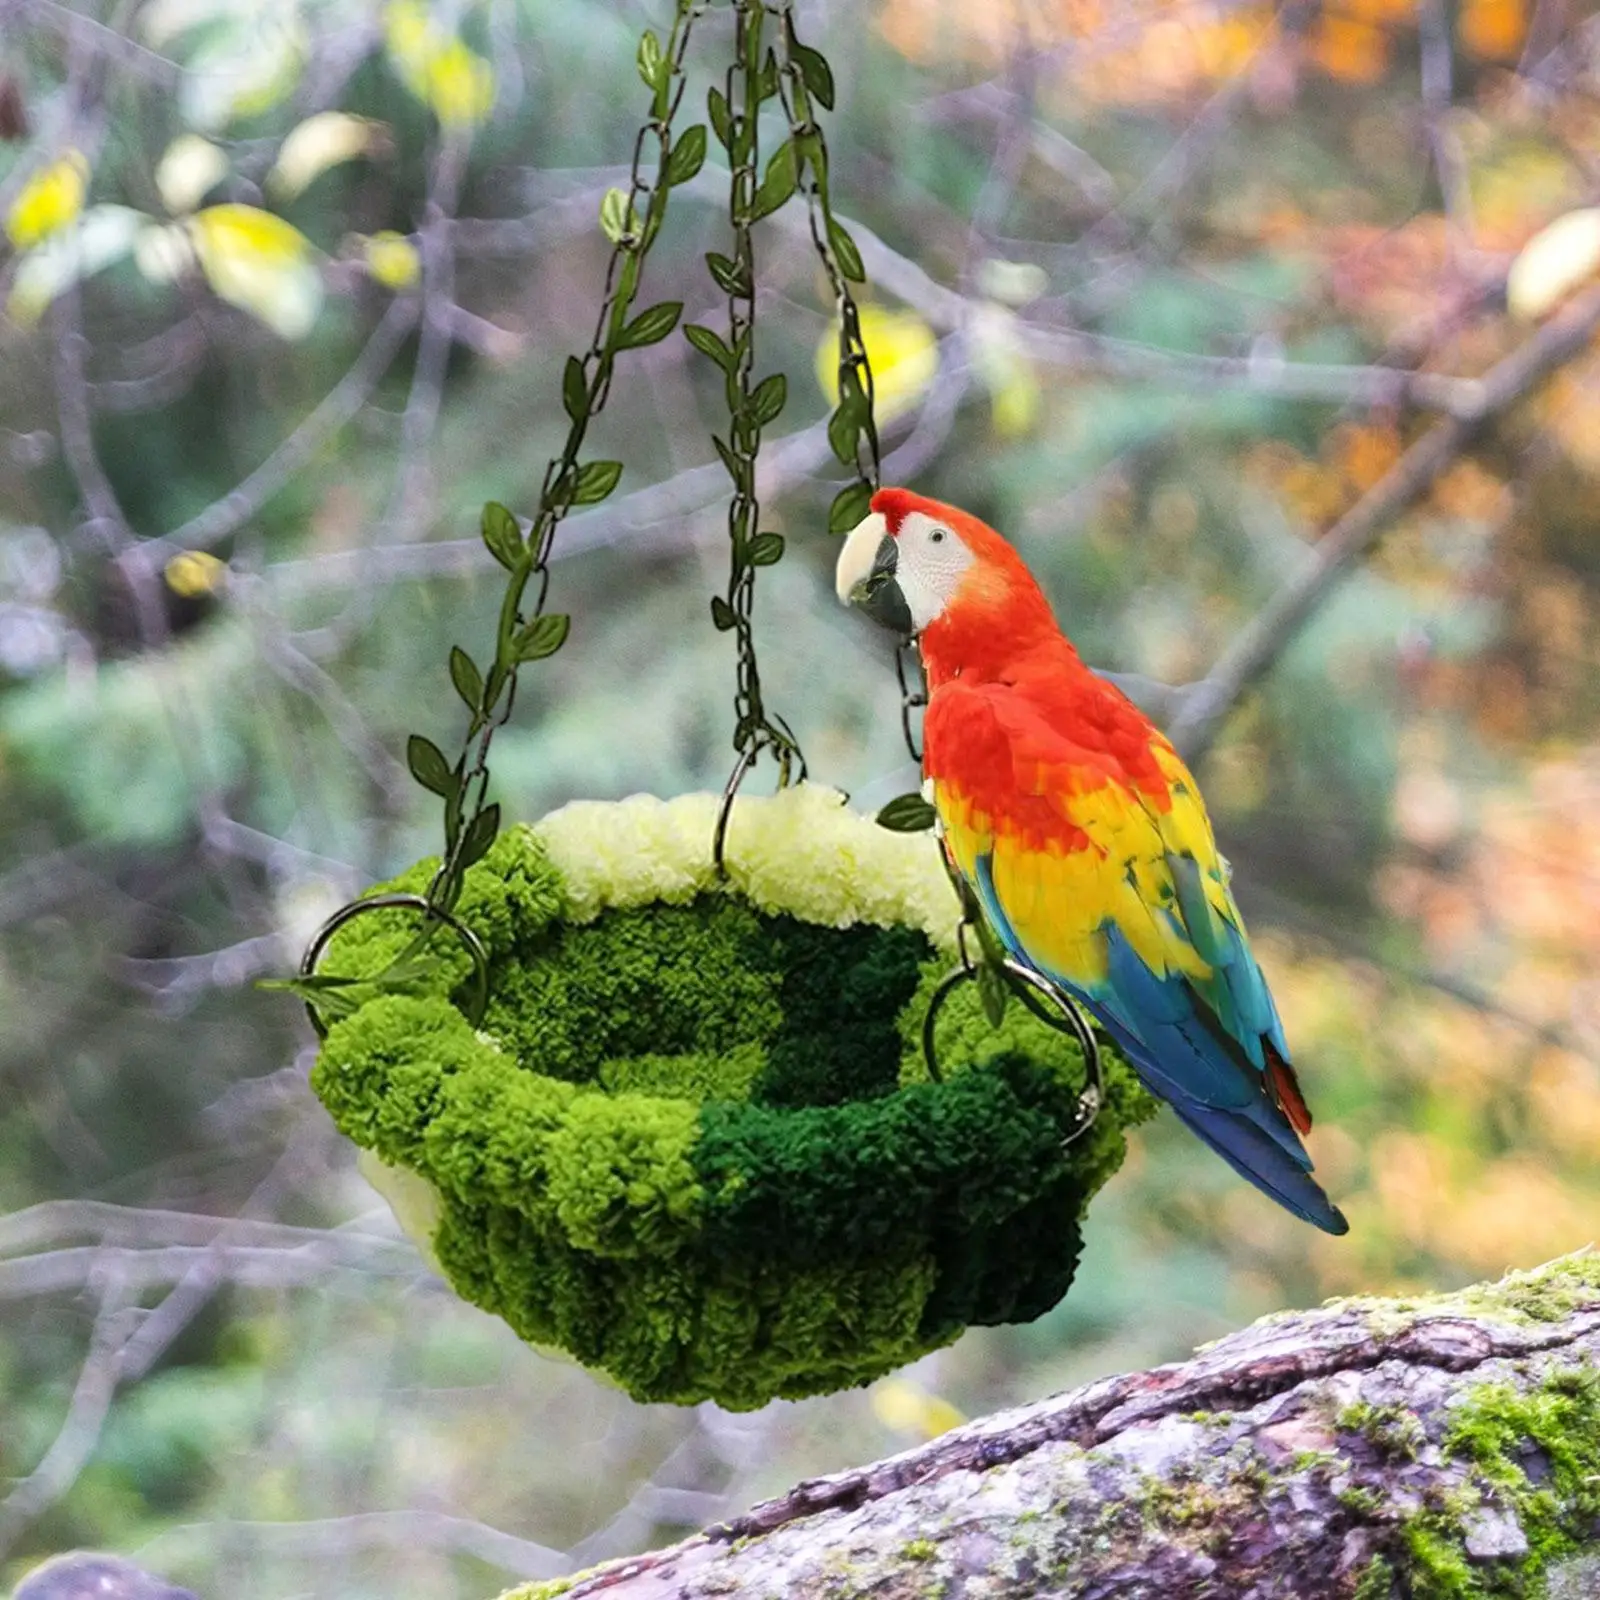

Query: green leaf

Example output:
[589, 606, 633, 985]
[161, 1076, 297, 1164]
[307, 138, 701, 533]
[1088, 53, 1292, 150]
[460, 802, 501, 869]
[792, 43, 835, 110]
[828, 217, 865, 282]
[828, 403, 860, 466]
[711, 434, 740, 481]
[750, 372, 787, 425]
[684, 322, 734, 371]
[828, 479, 873, 535]
[705, 251, 748, 297]
[666, 124, 707, 187]
[407, 734, 456, 798]
[709, 595, 737, 631]
[617, 301, 683, 349]
[573, 460, 623, 504]
[750, 138, 797, 220]
[599, 186, 636, 245]
[636, 28, 664, 91]
[261, 973, 368, 1020]
[513, 612, 571, 662]
[449, 646, 482, 712]
[748, 531, 785, 567]
[562, 355, 587, 423]
[755, 48, 780, 103]
[707, 86, 731, 150]
[977, 961, 1009, 1028]
[479, 501, 523, 570]
[794, 127, 827, 186]
[875, 793, 936, 832]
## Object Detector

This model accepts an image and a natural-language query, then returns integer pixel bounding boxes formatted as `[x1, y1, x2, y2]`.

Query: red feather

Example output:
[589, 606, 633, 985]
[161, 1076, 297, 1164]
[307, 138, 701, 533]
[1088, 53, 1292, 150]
[1266, 1044, 1314, 1136]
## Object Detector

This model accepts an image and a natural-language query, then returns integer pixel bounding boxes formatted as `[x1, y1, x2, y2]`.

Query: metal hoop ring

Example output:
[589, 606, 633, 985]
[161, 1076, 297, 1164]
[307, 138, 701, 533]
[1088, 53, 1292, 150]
[297, 893, 491, 1041]
[920, 957, 1103, 1147]
[711, 731, 808, 880]
[712, 745, 761, 879]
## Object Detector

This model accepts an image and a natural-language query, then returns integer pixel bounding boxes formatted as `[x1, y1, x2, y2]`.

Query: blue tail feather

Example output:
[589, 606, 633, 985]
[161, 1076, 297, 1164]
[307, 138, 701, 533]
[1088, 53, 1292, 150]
[968, 852, 1343, 1233]
[1171, 1101, 1349, 1235]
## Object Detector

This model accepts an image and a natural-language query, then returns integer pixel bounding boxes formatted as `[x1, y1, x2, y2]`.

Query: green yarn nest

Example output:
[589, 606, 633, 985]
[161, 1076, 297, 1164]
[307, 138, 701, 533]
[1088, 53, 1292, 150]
[310, 784, 1153, 1409]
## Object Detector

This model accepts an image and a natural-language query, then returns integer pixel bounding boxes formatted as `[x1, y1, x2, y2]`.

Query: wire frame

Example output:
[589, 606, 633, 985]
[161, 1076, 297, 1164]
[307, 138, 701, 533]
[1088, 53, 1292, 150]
[920, 955, 1104, 1149]
[297, 893, 490, 1041]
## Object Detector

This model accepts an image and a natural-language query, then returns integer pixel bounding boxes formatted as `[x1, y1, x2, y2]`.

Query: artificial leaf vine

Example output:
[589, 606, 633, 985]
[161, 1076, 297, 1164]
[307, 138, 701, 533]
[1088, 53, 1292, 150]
[292, 0, 887, 1027]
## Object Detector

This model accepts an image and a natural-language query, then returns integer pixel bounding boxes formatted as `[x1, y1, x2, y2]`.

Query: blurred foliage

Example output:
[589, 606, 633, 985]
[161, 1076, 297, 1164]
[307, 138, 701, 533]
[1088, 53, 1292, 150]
[4, 0, 1600, 1595]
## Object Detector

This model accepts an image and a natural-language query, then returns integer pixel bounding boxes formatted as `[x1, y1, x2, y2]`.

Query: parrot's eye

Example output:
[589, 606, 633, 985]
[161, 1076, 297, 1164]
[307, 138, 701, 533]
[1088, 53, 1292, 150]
[929, 528, 946, 543]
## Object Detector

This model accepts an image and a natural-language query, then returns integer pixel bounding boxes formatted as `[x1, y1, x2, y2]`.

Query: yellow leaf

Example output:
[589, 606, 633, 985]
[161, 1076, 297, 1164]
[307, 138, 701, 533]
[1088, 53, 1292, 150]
[268, 112, 388, 202]
[6, 151, 89, 250]
[187, 204, 323, 340]
[970, 303, 1041, 437]
[7, 205, 145, 327]
[363, 230, 420, 290]
[180, 11, 307, 130]
[814, 305, 939, 423]
[164, 550, 227, 600]
[1507, 208, 1600, 320]
[871, 1377, 965, 1439]
[156, 134, 229, 216]
[385, 0, 495, 130]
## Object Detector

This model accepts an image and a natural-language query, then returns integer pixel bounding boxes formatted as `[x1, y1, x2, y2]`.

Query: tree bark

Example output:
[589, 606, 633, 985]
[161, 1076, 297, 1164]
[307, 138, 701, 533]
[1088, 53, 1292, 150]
[503, 1253, 1600, 1600]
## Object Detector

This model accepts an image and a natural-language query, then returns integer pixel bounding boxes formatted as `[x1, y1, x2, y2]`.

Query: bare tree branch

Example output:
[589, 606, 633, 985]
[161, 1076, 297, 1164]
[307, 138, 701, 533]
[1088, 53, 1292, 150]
[1168, 281, 1600, 762]
[140, 1510, 566, 1579]
[0, 1275, 135, 1559]
[129, 293, 420, 569]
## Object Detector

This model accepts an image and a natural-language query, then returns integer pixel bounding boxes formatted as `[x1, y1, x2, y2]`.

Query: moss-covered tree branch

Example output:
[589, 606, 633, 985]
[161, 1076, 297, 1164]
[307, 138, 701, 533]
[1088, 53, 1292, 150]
[501, 1253, 1600, 1600]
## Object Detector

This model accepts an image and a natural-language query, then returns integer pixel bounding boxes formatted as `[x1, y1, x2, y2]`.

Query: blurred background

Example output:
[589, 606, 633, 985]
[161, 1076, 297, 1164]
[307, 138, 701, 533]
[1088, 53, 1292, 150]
[3, 0, 1600, 1593]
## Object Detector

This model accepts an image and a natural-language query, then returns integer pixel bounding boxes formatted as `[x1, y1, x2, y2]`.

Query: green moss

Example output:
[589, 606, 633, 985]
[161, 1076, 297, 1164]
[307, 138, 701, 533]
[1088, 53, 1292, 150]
[497, 1575, 576, 1600]
[311, 825, 1152, 1409]
[1437, 1365, 1600, 1575]
[1352, 1554, 1396, 1600]
[1350, 1253, 1600, 1339]
[1338, 1484, 1384, 1517]
[1336, 1400, 1426, 1462]
[1331, 1357, 1600, 1600]
[1403, 1519, 1480, 1598]
[902, 1540, 938, 1561]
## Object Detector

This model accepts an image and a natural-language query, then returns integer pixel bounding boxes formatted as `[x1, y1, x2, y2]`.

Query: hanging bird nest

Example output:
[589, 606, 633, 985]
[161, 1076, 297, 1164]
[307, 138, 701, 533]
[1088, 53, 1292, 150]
[309, 784, 1150, 1409]
[292, 0, 1153, 1411]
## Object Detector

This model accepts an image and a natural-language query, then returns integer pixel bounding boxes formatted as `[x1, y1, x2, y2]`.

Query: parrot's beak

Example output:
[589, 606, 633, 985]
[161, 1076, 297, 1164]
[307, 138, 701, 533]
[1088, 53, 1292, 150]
[834, 512, 913, 636]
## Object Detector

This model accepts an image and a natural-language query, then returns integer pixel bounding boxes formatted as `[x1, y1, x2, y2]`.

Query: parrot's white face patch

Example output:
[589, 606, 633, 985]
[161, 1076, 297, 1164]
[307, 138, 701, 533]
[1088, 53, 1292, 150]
[891, 510, 977, 632]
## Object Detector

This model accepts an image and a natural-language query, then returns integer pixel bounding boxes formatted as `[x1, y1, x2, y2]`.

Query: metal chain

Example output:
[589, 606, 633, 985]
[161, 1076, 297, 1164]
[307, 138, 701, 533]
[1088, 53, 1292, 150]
[707, 0, 805, 874]
[894, 637, 926, 764]
[772, 2, 880, 524]
[427, 0, 705, 920]
[705, 1, 886, 874]
[293, 0, 704, 1033]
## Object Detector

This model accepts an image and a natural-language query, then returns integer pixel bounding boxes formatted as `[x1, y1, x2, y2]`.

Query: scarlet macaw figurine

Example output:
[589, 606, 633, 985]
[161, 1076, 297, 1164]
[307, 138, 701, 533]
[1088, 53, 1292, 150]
[836, 487, 1347, 1234]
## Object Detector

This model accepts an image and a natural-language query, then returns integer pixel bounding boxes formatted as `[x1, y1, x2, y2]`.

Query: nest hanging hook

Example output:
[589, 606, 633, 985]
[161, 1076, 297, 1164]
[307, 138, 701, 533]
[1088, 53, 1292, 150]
[920, 956, 1103, 1146]
[712, 722, 810, 880]
[712, 745, 760, 880]
[297, 893, 490, 1041]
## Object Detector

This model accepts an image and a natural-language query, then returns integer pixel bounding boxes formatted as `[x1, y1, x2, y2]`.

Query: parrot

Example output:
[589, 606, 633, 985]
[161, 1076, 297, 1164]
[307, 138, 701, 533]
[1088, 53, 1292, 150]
[835, 486, 1348, 1235]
